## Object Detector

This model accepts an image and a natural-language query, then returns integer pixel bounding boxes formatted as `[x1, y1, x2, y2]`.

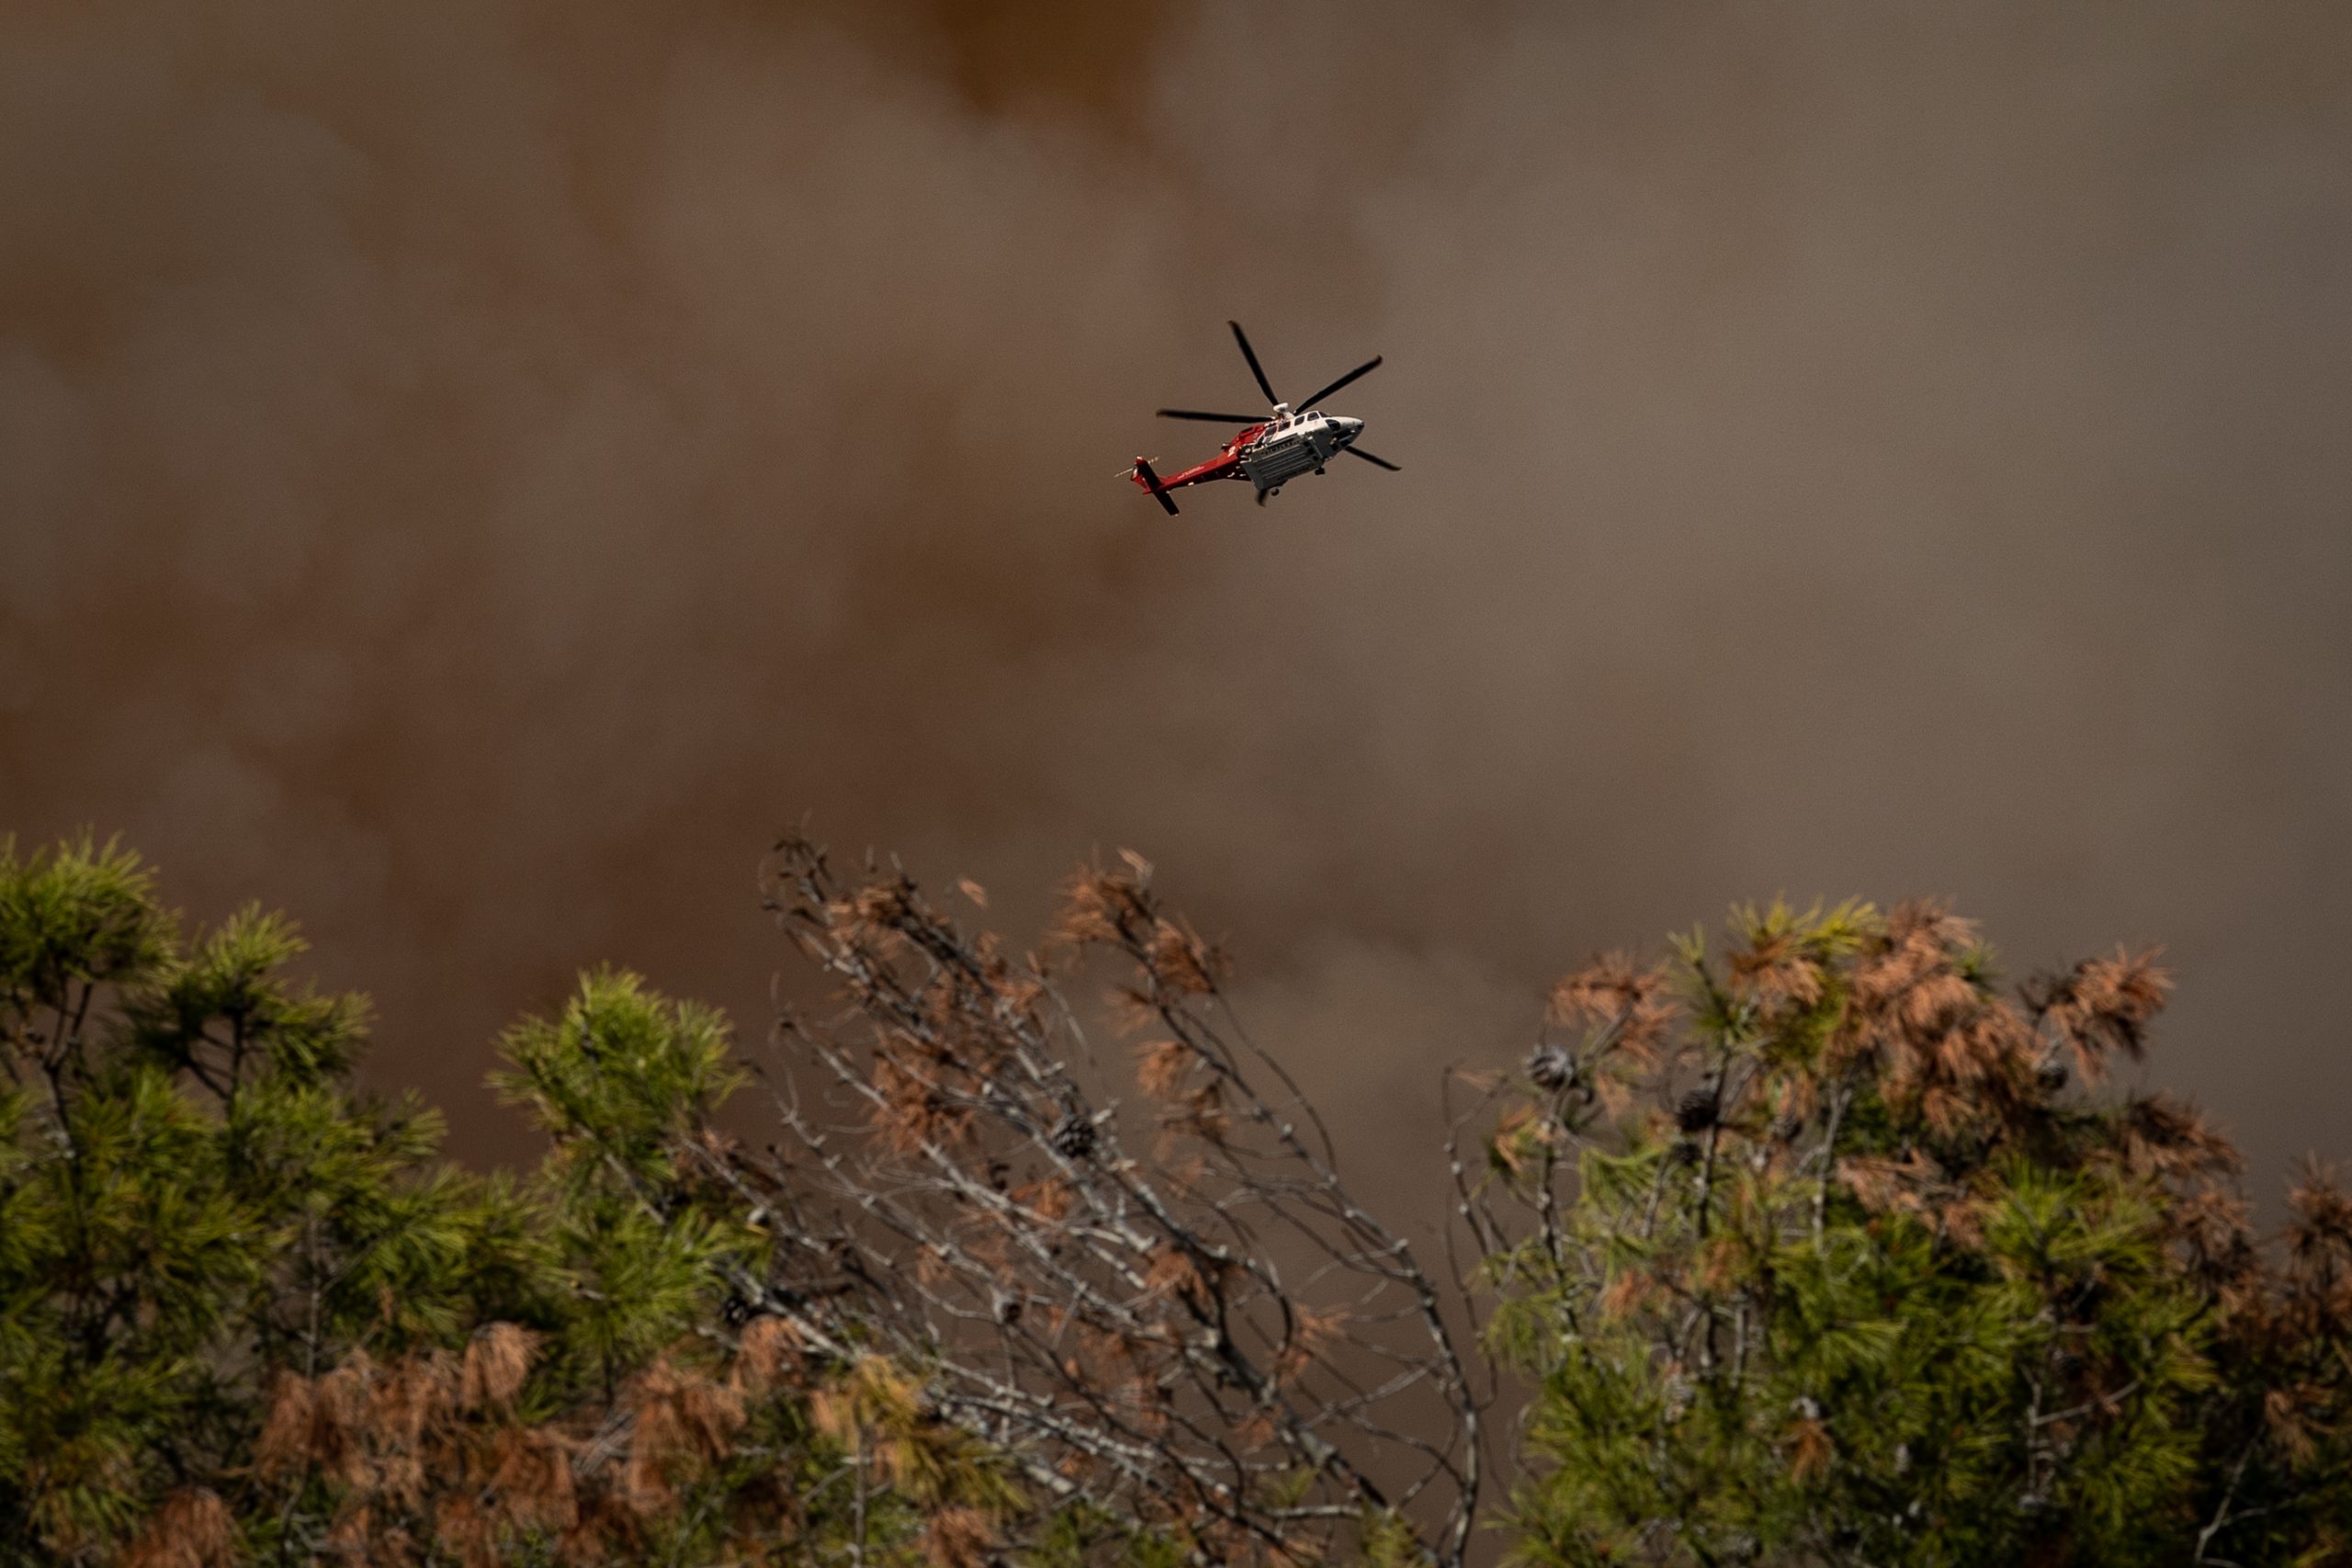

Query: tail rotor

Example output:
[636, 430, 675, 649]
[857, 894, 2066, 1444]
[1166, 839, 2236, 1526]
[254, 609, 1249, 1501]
[1131, 457, 1180, 515]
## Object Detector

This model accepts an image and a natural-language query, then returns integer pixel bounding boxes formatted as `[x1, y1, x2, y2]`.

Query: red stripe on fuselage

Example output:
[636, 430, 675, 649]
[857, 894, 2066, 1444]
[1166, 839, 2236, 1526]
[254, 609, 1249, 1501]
[1156, 423, 1265, 490]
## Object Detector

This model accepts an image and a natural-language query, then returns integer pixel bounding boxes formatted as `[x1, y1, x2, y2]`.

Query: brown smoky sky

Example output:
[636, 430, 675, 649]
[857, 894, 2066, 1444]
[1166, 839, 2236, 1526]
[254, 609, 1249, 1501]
[3, 1, 2349, 1197]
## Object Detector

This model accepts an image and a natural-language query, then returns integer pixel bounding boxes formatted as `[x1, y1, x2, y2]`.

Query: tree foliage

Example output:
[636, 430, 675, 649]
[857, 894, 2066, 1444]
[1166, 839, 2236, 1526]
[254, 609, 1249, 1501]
[1461, 899, 2352, 1566]
[0, 837, 1467, 1567]
[4, 835, 2350, 1566]
[0, 839, 1042, 1565]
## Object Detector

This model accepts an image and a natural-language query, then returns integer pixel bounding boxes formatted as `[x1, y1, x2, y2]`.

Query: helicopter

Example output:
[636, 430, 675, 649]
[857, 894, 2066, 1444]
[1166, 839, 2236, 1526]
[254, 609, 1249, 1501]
[1128, 321, 1399, 513]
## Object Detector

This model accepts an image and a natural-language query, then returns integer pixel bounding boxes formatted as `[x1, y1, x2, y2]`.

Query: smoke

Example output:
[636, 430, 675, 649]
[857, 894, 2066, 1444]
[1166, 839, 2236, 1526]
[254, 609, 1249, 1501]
[3, 0, 2348, 1196]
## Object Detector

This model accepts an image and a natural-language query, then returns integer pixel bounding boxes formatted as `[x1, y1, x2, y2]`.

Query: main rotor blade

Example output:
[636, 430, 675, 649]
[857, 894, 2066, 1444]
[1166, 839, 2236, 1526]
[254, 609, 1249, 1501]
[1343, 446, 1401, 471]
[1229, 321, 1280, 406]
[1299, 355, 1383, 410]
[1156, 409, 1264, 423]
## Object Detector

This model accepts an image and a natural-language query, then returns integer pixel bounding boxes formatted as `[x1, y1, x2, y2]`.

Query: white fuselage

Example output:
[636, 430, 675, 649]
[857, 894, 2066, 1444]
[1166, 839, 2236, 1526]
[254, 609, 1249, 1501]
[1238, 405, 1365, 497]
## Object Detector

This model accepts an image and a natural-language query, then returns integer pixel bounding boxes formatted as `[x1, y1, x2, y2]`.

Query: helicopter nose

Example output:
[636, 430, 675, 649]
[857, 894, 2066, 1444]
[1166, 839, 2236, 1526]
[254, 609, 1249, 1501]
[1334, 417, 1363, 444]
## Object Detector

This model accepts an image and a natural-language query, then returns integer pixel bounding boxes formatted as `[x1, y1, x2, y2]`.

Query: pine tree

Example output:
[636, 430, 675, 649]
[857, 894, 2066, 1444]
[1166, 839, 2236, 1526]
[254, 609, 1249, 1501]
[0, 836, 1387, 1567]
[0, 834, 533, 1562]
[1466, 899, 2352, 1565]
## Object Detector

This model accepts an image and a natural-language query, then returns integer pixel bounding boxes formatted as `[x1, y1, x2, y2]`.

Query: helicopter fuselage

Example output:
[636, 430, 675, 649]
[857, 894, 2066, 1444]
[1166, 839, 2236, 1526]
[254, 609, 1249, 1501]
[1142, 405, 1366, 505]
[1238, 407, 1365, 497]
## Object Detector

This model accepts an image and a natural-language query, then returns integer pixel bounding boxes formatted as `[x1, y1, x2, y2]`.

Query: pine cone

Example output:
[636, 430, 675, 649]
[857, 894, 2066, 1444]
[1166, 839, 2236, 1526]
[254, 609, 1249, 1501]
[1050, 1112, 1096, 1160]
[1674, 1087, 1720, 1134]
[1526, 1043, 1577, 1092]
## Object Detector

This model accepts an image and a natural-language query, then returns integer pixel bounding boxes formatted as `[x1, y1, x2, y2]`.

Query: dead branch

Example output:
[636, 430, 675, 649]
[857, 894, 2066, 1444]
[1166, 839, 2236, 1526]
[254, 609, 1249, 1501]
[718, 837, 1483, 1568]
